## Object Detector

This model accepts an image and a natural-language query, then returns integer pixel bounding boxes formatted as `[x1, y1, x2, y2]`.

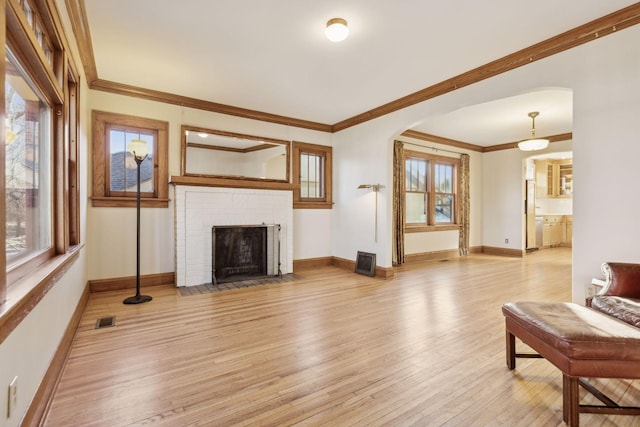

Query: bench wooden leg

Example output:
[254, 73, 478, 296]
[506, 329, 516, 370]
[563, 374, 580, 426]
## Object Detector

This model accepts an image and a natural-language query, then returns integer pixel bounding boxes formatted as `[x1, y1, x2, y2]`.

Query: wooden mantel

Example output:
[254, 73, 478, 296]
[170, 175, 298, 191]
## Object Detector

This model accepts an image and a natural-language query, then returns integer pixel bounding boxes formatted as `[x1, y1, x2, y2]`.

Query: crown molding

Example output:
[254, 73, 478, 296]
[64, 0, 98, 82]
[400, 130, 484, 152]
[401, 130, 573, 153]
[65, 1, 640, 134]
[332, 4, 640, 131]
[90, 79, 333, 133]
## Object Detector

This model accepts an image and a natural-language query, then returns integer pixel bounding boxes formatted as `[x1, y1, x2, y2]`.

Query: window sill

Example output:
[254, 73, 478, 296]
[91, 197, 170, 208]
[405, 224, 461, 233]
[0, 244, 83, 345]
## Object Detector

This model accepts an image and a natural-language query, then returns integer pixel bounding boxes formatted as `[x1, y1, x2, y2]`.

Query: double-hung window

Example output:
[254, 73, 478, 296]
[405, 150, 460, 231]
[2, 0, 81, 309]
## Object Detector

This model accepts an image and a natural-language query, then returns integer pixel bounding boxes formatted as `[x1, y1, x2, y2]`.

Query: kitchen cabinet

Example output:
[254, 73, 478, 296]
[542, 216, 563, 247]
[535, 159, 572, 198]
[541, 215, 571, 248]
[535, 160, 550, 198]
[557, 161, 573, 196]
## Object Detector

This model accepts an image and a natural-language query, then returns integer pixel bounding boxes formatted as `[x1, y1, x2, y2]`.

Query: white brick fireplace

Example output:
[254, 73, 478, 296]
[173, 185, 293, 287]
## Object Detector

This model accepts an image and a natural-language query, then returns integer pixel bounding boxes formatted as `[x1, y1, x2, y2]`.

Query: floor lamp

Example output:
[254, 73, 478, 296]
[357, 184, 384, 242]
[123, 139, 153, 305]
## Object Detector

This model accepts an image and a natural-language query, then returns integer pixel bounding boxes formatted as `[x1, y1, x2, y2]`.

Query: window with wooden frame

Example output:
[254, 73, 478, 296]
[2, 0, 81, 303]
[404, 150, 460, 232]
[292, 141, 332, 209]
[91, 111, 169, 208]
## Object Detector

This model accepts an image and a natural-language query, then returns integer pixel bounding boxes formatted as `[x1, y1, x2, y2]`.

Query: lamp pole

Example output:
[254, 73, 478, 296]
[124, 142, 153, 305]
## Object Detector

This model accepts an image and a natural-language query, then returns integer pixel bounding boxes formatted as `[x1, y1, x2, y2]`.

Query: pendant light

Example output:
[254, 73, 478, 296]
[518, 112, 549, 151]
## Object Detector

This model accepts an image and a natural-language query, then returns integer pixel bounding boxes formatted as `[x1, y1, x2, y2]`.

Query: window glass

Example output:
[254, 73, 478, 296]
[300, 152, 324, 199]
[405, 158, 427, 192]
[406, 193, 427, 223]
[108, 128, 155, 194]
[434, 163, 454, 223]
[5, 52, 52, 267]
[435, 194, 453, 223]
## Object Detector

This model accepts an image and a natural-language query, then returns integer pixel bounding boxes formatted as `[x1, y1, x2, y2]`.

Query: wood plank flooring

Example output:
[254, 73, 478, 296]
[43, 248, 640, 426]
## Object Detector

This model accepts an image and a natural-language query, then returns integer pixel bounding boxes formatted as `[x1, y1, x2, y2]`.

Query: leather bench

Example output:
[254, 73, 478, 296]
[502, 301, 640, 426]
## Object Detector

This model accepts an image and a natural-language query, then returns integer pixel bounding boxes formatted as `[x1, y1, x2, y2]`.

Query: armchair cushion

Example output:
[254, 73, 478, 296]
[591, 296, 640, 328]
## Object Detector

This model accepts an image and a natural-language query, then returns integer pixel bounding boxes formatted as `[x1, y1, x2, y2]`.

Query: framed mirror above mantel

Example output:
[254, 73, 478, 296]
[172, 125, 297, 190]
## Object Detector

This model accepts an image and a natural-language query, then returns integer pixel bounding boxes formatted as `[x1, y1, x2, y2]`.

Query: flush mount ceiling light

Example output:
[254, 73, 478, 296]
[518, 111, 549, 151]
[325, 18, 349, 42]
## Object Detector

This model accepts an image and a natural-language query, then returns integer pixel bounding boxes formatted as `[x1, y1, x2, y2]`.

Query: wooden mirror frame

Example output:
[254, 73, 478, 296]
[180, 125, 291, 184]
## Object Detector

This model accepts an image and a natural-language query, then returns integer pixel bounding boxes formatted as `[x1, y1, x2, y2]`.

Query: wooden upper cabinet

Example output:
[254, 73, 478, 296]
[535, 160, 549, 198]
[535, 159, 572, 198]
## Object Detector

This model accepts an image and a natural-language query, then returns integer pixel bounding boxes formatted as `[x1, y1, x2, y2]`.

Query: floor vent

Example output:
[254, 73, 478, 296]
[95, 316, 116, 329]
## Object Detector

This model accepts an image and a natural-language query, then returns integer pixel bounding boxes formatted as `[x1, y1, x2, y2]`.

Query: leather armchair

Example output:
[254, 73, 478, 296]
[600, 262, 640, 298]
[591, 262, 640, 328]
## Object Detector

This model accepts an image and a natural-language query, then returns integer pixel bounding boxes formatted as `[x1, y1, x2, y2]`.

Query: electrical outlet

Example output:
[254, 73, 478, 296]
[504, 238, 509, 244]
[586, 285, 596, 298]
[8, 376, 17, 419]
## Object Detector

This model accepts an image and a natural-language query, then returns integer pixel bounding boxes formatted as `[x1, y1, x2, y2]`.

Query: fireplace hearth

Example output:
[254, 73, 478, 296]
[211, 224, 281, 285]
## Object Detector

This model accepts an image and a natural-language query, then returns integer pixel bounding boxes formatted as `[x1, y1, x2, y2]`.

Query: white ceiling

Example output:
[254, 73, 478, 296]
[83, 1, 636, 146]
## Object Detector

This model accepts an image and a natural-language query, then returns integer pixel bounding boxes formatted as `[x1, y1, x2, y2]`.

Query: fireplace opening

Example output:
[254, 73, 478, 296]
[212, 224, 280, 285]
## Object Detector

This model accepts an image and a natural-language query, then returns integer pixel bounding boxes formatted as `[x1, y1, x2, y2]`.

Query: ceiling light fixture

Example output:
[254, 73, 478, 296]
[325, 18, 349, 42]
[518, 111, 549, 151]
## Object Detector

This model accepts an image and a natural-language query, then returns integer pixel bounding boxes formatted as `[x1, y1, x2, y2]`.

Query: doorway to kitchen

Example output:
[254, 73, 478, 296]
[525, 152, 573, 252]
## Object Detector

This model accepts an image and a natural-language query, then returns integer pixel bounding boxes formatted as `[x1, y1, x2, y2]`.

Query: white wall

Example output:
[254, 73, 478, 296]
[571, 26, 640, 303]
[86, 92, 333, 281]
[0, 255, 88, 426]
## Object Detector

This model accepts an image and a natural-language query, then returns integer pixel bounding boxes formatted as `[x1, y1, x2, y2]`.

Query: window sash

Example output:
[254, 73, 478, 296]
[5, 50, 53, 270]
[106, 126, 156, 198]
[292, 141, 332, 209]
[300, 152, 325, 199]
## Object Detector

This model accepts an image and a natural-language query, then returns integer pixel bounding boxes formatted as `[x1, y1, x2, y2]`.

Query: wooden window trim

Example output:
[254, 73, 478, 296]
[404, 149, 460, 231]
[66, 66, 80, 245]
[292, 141, 333, 209]
[1, 0, 84, 343]
[91, 110, 169, 208]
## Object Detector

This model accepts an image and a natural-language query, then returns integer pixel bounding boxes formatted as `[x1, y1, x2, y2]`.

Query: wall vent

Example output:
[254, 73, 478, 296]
[95, 316, 116, 329]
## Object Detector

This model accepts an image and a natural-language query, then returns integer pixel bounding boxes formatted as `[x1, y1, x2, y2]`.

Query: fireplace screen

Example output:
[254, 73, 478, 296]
[211, 224, 281, 284]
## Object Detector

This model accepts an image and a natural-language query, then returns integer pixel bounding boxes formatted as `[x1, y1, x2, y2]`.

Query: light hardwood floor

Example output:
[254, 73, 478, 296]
[43, 248, 640, 426]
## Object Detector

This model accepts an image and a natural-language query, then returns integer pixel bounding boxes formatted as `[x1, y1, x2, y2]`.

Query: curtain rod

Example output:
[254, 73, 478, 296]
[398, 140, 465, 157]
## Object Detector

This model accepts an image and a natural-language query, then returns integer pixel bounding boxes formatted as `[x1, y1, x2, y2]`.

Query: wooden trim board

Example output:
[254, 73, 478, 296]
[89, 272, 175, 293]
